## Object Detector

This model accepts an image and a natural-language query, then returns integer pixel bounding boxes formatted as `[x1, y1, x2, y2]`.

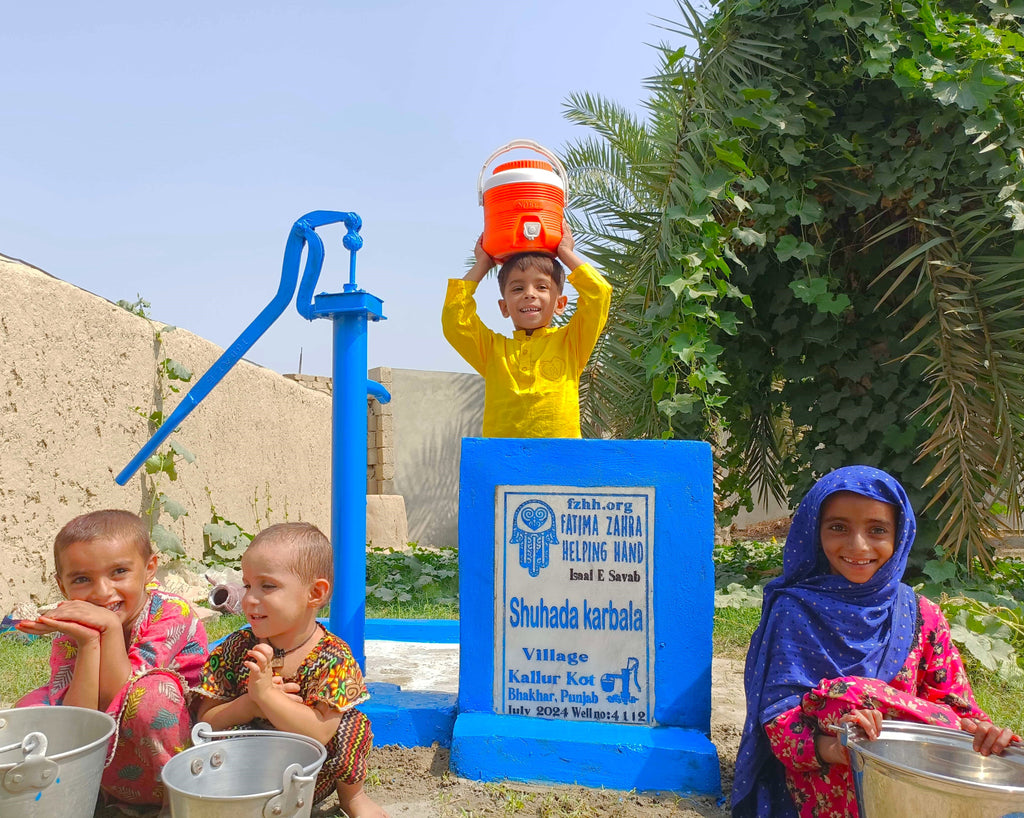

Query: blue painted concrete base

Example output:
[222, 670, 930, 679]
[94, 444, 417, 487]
[450, 712, 722, 795]
[363, 683, 457, 748]
[365, 618, 459, 643]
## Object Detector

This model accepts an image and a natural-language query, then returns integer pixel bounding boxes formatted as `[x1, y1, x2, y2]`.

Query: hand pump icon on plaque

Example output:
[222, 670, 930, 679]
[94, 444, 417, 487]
[602, 657, 641, 705]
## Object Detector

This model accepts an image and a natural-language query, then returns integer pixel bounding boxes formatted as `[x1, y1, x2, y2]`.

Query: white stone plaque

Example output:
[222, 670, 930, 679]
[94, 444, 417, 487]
[494, 486, 655, 724]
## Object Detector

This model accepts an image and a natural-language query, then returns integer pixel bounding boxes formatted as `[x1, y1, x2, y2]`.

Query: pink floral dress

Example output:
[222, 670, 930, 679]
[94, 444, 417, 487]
[764, 595, 989, 817]
[17, 589, 208, 805]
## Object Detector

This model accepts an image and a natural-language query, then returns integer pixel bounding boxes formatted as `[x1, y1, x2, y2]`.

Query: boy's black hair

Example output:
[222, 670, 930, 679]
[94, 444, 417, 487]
[497, 253, 565, 295]
[54, 509, 151, 575]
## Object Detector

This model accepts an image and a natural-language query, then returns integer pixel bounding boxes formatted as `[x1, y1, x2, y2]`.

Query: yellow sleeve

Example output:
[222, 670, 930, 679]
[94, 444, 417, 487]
[441, 279, 493, 376]
[565, 263, 612, 366]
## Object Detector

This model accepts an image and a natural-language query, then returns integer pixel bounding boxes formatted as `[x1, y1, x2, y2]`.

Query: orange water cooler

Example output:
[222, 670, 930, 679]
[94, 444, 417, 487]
[478, 139, 567, 261]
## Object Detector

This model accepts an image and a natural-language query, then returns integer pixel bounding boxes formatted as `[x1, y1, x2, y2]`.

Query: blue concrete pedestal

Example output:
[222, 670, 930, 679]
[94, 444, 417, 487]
[452, 713, 720, 794]
[363, 683, 458, 748]
[452, 438, 721, 796]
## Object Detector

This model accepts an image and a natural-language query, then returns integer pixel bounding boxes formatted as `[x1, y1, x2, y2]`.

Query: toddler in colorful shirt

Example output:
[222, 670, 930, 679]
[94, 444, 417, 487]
[196, 522, 387, 818]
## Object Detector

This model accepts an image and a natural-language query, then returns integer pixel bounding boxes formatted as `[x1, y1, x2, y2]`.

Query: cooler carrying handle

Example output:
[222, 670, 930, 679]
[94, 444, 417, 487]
[477, 139, 568, 205]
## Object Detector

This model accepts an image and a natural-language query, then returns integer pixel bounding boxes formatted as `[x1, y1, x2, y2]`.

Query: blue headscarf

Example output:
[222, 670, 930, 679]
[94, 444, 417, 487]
[731, 466, 919, 817]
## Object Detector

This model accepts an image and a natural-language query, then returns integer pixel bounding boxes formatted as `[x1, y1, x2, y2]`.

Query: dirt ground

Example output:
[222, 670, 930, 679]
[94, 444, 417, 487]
[729, 516, 791, 542]
[309, 657, 744, 818]
[82, 657, 742, 817]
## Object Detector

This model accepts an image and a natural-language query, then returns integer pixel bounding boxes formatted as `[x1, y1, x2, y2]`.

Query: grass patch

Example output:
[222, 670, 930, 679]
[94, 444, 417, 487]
[713, 606, 761, 659]
[0, 633, 51, 705]
[963, 655, 1024, 735]
[366, 544, 458, 619]
[206, 613, 248, 642]
[367, 600, 459, 619]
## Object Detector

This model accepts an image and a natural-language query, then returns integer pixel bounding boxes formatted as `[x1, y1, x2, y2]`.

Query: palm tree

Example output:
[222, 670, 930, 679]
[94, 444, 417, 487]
[563, 0, 1024, 567]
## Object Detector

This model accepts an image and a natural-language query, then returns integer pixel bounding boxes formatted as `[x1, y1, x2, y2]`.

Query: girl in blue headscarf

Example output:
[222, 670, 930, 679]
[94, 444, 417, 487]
[731, 466, 1014, 817]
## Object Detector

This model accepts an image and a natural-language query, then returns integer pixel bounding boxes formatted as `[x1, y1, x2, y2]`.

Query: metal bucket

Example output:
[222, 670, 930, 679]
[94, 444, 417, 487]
[843, 721, 1024, 818]
[0, 705, 116, 818]
[162, 722, 326, 818]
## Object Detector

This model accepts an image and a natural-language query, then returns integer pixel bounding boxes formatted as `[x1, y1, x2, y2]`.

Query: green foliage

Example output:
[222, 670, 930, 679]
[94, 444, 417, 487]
[564, 0, 1024, 569]
[116, 294, 151, 318]
[122, 314, 198, 556]
[714, 536, 784, 589]
[366, 544, 458, 617]
[913, 552, 1024, 677]
[202, 509, 253, 570]
[0, 632, 50, 705]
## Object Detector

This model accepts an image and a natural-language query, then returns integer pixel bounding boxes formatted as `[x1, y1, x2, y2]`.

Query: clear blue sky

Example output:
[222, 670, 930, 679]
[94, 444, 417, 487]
[3, 1, 686, 377]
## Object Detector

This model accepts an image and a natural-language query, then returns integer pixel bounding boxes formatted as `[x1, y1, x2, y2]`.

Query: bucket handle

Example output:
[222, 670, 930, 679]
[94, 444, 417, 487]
[1, 731, 59, 795]
[191, 722, 322, 746]
[476, 138, 569, 205]
[263, 762, 316, 818]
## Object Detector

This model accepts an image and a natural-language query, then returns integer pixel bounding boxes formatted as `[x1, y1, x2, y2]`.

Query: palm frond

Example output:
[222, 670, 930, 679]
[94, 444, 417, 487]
[742, 404, 790, 510]
[871, 215, 1024, 567]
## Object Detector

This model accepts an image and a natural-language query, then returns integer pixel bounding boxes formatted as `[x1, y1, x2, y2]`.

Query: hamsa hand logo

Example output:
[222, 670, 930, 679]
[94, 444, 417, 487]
[510, 499, 558, 577]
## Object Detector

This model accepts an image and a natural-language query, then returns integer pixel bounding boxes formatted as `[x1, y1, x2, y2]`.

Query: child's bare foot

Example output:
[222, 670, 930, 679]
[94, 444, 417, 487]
[336, 782, 389, 818]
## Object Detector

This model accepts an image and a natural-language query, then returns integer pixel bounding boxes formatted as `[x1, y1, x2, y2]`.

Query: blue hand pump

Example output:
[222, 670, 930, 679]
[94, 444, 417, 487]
[115, 210, 388, 669]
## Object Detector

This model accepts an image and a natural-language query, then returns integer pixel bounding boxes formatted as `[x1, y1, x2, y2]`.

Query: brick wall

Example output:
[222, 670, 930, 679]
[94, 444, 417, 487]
[285, 368, 395, 495]
[367, 366, 395, 494]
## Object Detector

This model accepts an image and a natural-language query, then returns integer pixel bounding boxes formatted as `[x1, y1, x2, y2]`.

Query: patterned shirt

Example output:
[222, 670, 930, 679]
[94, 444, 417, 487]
[197, 627, 369, 720]
[37, 588, 207, 711]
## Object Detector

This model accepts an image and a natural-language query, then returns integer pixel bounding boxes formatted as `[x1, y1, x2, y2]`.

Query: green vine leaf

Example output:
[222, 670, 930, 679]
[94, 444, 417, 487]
[170, 440, 196, 463]
[162, 358, 194, 382]
[150, 523, 185, 556]
[732, 226, 766, 247]
[777, 140, 805, 166]
[775, 234, 817, 261]
[785, 197, 824, 225]
[788, 278, 851, 315]
[159, 494, 188, 521]
[145, 452, 177, 481]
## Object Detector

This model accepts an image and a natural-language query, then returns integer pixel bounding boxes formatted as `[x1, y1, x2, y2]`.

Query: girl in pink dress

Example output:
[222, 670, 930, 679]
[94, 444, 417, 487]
[731, 466, 1015, 817]
[17, 510, 207, 808]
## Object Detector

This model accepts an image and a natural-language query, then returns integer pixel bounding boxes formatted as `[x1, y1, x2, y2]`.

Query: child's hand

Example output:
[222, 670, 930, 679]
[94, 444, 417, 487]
[555, 220, 583, 271]
[557, 220, 575, 255]
[15, 615, 57, 636]
[17, 615, 101, 645]
[243, 643, 276, 698]
[815, 708, 883, 766]
[19, 600, 119, 644]
[462, 234, 496, 283]
[273, 677, 303, 704]
[961, 718, 1017, 756]
[840, 707, 883, 741]
[474, 234, 495, 269]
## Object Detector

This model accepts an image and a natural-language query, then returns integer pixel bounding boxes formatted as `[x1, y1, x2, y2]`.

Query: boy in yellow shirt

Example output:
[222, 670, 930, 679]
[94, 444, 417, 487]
[441, 223, 612, 437]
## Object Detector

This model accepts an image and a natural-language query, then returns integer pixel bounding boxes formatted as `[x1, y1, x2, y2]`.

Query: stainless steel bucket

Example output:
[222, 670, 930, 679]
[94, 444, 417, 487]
[843, 721, 1024, 818]
[0, 705, 116, 818]
[162, 722, 327, 818]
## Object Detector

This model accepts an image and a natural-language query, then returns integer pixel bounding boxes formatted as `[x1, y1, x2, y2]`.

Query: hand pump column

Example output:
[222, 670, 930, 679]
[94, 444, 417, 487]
[299, 216, 388, 670]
